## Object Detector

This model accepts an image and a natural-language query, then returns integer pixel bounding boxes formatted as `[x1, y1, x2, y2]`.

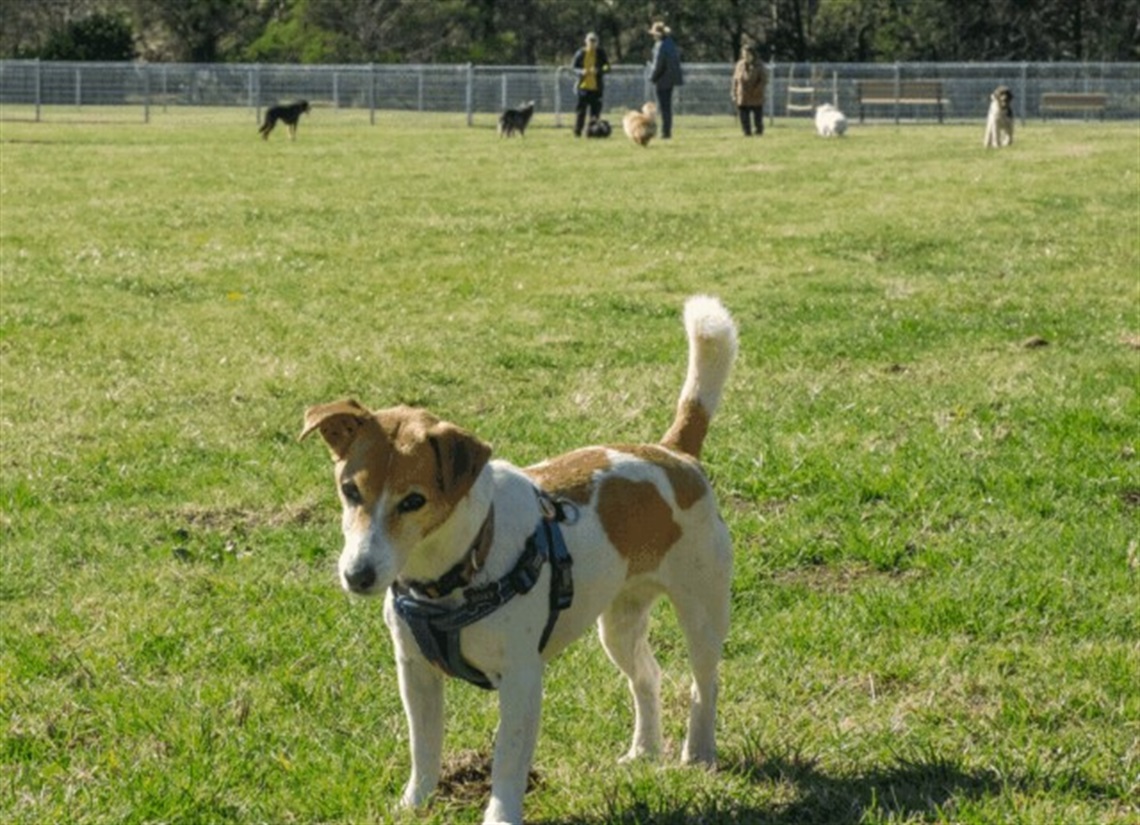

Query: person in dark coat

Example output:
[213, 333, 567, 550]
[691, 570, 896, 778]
[572, 32, 611, 137]
[648, 21, 683, 139]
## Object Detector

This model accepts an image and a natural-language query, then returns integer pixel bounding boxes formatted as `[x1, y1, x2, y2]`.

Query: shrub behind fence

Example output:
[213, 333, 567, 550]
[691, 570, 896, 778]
[1, 60, 1136, 125]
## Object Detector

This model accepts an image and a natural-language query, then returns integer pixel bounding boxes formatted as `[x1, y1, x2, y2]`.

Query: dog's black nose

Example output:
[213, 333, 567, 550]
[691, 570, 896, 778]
[344, 565, 377, 593]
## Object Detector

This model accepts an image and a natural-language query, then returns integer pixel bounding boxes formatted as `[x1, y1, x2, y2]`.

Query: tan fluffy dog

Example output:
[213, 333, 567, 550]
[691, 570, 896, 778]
[622, 101, 658, 147]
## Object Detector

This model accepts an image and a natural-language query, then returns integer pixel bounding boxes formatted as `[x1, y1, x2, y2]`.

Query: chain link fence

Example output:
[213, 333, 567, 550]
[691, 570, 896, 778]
[1, 59, 1136, 126]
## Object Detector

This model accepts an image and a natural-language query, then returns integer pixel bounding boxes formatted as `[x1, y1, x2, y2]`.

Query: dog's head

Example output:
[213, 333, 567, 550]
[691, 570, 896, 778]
[299, 100, 311, 113]
[992, 86, 1013, 113]
[641, 102, 658, 119]
[301, 400, 492, 596]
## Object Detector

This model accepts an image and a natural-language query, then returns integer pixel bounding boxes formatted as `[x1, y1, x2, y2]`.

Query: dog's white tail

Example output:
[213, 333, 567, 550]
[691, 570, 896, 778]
[661, 295, 739, 458]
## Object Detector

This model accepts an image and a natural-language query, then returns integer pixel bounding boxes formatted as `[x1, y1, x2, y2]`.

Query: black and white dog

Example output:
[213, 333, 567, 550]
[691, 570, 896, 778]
[259, 100, 310, 141]
[586, 117, 612, 138]
[984, 86, 1014, 148]
[498, 101, 535, 137]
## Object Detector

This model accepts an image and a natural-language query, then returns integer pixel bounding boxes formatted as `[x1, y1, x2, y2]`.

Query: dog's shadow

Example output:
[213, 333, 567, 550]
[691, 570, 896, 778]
[715, 750, 1002, 825]
[442, 744, 1113, 824]
[531, 745, 1107, 825]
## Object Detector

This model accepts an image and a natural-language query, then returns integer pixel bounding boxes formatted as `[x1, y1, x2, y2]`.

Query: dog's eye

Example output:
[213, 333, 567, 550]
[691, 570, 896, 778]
[397, 493, 426, 514]
[341, 481, 364, 506]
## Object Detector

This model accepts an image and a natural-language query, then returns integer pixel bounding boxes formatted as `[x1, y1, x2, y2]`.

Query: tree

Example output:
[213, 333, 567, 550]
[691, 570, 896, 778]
[129, 0, 268, 62]
[39, 13, 136, 61]
[0, 0, 105, 59]
[1, 0, 1136, 63]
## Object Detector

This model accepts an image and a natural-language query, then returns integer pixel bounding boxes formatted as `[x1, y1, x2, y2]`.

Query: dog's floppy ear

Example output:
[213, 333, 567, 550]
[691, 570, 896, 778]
[300, 399, 372, 459]
[428, 423, 492, 497]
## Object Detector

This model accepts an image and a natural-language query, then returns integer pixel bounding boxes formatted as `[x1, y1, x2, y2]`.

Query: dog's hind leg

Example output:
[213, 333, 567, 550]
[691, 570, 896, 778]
[599, 586, 663, 761]
[668, 540, 730, 765]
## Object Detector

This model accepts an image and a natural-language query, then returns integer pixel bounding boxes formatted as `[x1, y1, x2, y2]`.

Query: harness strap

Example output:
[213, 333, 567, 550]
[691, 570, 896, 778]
[392, 503, 573, 690]
[539, 516, 574, 650]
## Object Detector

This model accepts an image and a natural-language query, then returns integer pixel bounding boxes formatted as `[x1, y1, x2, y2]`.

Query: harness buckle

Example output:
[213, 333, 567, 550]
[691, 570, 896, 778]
[539, 493, 580, 525]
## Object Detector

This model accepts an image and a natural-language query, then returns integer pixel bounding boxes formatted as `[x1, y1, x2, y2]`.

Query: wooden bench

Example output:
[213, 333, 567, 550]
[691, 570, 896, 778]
[856, 80, 945, 123]
[1041, 92, 1108, 120]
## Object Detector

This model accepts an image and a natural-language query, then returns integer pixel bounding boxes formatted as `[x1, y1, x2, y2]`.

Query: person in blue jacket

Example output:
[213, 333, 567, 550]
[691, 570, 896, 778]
[648, 21, 683, 139]
[572, 32, 611, 137]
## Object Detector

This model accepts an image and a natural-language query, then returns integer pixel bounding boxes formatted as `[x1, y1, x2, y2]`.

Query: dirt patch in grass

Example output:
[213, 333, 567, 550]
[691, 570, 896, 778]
[770, 561, 923, 594]
[174, 501, 321, 531]
[437, 750, 541, 803]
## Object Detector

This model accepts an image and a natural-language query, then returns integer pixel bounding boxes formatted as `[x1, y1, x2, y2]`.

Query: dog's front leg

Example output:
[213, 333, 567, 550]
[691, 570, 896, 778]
[395, 651, 445, 809]
[483, 663, 543, 825]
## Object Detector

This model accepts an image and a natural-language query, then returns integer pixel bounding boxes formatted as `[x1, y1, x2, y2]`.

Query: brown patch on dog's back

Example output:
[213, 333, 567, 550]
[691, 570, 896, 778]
[623, 445, 709, 509]
[598, 477, 681, 575]
[526, 445, 709, 515]
[525, 448, 611, 504]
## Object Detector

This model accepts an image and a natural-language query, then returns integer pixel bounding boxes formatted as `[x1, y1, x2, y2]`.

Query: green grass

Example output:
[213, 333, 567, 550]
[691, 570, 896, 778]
[1, 110, 1138, 824]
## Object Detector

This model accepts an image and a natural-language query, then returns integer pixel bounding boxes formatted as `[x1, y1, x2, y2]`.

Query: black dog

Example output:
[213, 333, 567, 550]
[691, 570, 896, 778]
[498, 101, 535, 138]
[259, 100, 310, 141]
[586, 118, 612, 138]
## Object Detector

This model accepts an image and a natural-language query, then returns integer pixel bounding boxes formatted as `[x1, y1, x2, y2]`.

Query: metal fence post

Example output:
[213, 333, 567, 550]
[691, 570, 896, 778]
[1019, 62, 1027, 125]
[34, 58, 41, 122]
[369, 64, 376, 125]
[554, 65, 563, 127]
[893, 62, 901, 124]
[248, 65, 256, 121]
[465, 63, 474, 126]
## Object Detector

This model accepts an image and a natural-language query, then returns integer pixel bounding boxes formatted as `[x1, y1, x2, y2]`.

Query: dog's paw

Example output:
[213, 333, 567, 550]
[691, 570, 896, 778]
[681, 744, 718, 767]
[399, 783, 433, 810]
[482, 802, 523, 825]
[618, 745, 661, 764]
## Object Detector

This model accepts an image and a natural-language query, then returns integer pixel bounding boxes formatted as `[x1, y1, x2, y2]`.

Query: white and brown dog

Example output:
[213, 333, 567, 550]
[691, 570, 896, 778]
[984, 85, 1014, 148]
[301, 296, 738, 825]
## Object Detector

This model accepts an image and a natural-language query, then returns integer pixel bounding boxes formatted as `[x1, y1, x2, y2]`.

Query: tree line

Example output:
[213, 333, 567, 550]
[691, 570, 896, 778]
[3, 0, 1137, 65]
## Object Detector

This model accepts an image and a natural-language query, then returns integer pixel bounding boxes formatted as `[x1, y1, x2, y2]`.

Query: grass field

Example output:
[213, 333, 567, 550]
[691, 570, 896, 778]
[1, 110, 1138, 824]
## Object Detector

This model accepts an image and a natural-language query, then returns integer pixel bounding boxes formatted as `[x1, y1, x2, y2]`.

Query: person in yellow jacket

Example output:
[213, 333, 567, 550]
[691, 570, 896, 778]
[572, 32, 611, 137]
[731, 44, 768, 136]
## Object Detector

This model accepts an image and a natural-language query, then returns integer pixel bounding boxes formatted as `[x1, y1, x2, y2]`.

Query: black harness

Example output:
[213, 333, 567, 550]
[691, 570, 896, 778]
[391, 497, 575, 690]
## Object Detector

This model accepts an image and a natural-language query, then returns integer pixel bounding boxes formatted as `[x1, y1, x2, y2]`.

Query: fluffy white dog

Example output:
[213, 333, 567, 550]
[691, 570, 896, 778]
[984, 85, 1014, 148]
[814, 103, 847, 137]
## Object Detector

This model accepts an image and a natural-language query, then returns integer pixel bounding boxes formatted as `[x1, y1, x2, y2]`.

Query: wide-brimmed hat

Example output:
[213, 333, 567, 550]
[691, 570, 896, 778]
[648, 22, 670, 37]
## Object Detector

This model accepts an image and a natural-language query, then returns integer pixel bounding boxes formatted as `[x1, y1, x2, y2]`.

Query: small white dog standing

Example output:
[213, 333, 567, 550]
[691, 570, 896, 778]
[814, 102, 848, 137]
[302, 296, 738, 825]
[984, 85, 1014, 148]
